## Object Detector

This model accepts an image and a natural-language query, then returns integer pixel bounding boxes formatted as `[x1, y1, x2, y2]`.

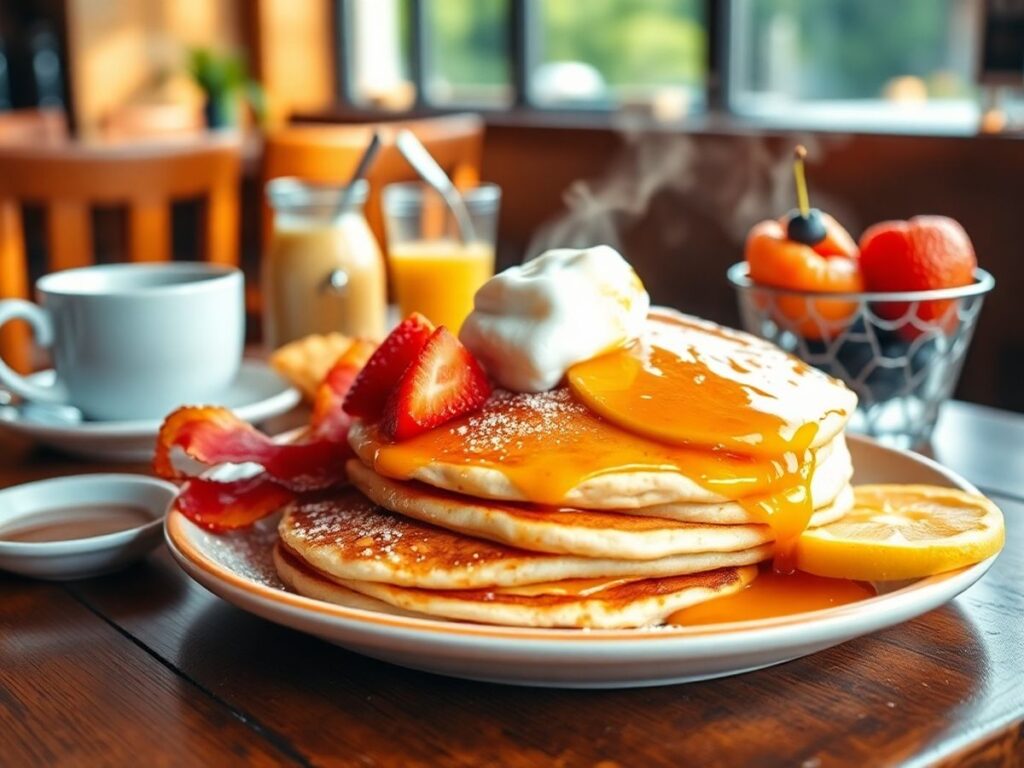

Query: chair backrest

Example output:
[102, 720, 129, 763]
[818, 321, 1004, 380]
[0, 138, 242, 372]
[261, 113, 484, 251]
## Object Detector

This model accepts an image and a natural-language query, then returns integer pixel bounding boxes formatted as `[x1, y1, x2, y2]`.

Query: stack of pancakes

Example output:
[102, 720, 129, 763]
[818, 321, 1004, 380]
[275, 312, 857, 629]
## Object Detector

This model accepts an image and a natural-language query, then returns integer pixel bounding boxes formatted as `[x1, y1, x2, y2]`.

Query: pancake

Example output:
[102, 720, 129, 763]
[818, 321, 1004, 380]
[628, 437, 853, 524]
[278, 488, 775, 589]
[275, 542, 758, 629]
[348, 459, 854, 560]
[350, 401, 847, 510]
[349, 310, 854, 510]
[274, 546, 431, 618]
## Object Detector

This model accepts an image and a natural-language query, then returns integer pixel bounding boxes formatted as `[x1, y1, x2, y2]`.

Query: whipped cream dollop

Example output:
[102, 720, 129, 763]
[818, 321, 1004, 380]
[459, 245, 650, 392]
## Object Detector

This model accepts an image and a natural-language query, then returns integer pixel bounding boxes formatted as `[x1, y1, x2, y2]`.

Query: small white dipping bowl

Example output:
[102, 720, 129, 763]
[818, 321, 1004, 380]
[0, 473, 175, 580]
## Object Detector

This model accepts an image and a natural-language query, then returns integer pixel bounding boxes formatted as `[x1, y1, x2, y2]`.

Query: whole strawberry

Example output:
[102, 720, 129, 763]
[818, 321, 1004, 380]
[859, 216, 976, 335]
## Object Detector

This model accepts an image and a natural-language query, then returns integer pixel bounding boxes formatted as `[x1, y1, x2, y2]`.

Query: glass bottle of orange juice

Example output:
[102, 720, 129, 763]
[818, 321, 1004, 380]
[382, 182, 501, 333]
[264, 178, 387, 349]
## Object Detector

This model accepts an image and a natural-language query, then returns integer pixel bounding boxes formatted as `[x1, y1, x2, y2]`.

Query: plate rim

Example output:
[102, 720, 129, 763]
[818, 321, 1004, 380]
[163, 433, 999, 646]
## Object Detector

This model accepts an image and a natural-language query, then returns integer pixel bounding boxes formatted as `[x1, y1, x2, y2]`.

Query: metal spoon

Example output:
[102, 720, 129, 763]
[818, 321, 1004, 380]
[395, 129, 477, 244]
[334, 130, 381, 219]
[322, 131, 382, 296]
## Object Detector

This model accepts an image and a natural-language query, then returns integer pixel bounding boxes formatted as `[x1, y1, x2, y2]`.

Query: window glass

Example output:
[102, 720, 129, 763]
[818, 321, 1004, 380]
[729, 0, 979, 130]
[533, 0, 707, 117]
[426, 0, 512, 106]
[348, 0, 413, 110]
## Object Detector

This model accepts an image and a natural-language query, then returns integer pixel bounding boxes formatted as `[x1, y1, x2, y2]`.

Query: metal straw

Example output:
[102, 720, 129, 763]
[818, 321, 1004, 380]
[395, 129, 477, 243]
[335, 130, 381, 218]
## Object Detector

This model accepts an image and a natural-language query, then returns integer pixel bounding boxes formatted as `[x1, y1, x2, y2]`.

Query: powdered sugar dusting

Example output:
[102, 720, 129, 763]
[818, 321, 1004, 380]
[285, 496, 409, 561]
[197, 515, 283, 588]
[448, 388, 590, 460]
[280, 490, 515, 569]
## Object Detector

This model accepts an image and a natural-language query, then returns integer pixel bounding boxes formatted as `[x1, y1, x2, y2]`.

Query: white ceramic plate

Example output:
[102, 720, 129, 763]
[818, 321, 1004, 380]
[165, 435, 998, 688]
[0, 361, 300, 462]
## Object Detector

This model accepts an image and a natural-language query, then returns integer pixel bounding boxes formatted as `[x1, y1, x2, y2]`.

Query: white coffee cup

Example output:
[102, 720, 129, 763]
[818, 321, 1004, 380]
[0, 263, 244, 421]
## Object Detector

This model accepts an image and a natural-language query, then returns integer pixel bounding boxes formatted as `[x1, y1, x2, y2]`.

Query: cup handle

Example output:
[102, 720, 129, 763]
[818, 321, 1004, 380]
[0, 299, 69, 405]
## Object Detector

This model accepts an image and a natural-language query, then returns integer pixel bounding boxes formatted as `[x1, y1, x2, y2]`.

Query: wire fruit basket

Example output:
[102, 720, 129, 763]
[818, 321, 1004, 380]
[728, 263, 995, 448]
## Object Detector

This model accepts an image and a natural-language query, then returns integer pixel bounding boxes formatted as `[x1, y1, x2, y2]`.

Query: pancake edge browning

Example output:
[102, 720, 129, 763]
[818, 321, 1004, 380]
[274, 544, 430, 619]
[276, 542, 758, 629]
[348, 459, 854, 561]
[278, 488, 777, 589]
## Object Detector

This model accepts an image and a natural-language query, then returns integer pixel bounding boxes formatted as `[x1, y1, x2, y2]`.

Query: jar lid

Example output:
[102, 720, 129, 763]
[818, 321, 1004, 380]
[266, 177, 369, 212]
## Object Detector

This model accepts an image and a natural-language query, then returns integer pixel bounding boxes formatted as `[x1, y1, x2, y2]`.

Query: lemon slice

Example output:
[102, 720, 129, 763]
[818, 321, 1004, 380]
[795, 484, 1005, 581]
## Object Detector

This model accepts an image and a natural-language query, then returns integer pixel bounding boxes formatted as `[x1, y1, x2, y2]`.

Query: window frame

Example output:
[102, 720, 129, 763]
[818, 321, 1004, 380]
[332, 0, 985, 137]
[336, 0, 724, 113]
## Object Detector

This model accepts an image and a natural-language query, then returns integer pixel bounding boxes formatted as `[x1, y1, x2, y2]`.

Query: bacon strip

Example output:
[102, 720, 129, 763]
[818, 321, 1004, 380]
[157, 340, 377, 528]
[155, 340, 376, 491]
[175, 476, 295, 532]
[154, 405, 351, 490]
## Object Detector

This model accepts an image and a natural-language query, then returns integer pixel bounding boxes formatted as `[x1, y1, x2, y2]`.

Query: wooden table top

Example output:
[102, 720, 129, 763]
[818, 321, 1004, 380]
[2, 400, 1022, 768]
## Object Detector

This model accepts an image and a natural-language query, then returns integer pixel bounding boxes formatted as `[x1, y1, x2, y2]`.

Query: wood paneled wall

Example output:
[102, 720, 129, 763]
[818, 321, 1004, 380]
[64, 0, 241, 138]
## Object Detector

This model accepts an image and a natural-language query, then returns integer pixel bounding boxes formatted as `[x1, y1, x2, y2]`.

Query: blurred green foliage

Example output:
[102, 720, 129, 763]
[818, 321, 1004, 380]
[539, 0, 704, 87]
[428, 0, 509, 87]
[187, 48, 266, 127]
[419, 0, 963, 102]
[745, 0, 968, 99]
[425, 0, 704, 93]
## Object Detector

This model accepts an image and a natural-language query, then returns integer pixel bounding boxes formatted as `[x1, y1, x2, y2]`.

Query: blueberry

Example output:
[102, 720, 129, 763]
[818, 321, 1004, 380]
[785, 208, 827, 246]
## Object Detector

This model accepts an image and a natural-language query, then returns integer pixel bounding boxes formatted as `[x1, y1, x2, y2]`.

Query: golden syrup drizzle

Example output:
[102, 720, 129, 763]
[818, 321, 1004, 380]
[667, 566, 875, 625]
[362, 391, 809, 509]
[567, 317, 819, 458]
[492, 577, 635, 598]
[567, 320, 821, 566]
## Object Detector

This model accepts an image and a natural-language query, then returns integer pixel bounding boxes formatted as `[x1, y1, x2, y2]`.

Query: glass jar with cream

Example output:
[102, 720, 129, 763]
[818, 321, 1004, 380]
[263, 178, 387, 349]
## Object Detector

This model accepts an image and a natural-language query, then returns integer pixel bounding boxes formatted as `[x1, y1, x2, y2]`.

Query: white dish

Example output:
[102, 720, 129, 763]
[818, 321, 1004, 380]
[0, 473, 176, 580]
[0, 360, 300, 462]
[165, 435, 997, 688]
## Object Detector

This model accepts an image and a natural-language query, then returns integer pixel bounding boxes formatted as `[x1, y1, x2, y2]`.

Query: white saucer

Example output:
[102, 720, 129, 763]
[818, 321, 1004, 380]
[165, 435, 999, 688]
[0, 473, 175, 580]
[0, 361, 300, 462]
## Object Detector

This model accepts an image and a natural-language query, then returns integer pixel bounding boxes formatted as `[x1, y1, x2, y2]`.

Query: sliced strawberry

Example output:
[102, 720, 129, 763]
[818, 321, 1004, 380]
[343, 313, 435, 420]
[382, 326, 491, 441]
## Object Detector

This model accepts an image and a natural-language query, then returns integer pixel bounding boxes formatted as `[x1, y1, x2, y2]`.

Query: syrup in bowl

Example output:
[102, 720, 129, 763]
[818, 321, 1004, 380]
[0, 504, 154, 543]
[0, 474, 175, 580]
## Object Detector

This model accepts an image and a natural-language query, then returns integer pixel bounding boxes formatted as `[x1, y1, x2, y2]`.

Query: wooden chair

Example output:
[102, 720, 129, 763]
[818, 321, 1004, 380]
[0, 138, 241, 372]
[261, 113, 484, 251]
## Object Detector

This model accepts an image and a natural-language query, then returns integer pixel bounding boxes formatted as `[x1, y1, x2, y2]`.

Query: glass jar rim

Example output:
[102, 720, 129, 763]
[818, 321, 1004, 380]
[382, 181, 501, 215]
[266, 177, 369, 210]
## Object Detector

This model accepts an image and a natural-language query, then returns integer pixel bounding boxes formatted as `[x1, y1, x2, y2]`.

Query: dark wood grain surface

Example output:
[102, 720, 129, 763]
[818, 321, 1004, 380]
[2, 401, 1022, 768]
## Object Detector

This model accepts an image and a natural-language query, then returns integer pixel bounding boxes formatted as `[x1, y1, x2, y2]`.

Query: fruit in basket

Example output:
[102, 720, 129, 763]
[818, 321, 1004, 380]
[785, 206, 827, 246]
[746, 218, 861, 291]
[745, 146, 863, 340]
[859, 216, 976, 338]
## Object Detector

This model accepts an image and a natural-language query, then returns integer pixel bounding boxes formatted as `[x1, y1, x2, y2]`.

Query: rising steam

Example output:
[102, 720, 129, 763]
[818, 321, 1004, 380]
[527, 128, 851, 260]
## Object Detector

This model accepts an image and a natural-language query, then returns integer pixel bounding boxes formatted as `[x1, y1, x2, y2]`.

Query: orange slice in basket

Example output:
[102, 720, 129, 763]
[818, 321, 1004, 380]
[794, 485, 1004, 581]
